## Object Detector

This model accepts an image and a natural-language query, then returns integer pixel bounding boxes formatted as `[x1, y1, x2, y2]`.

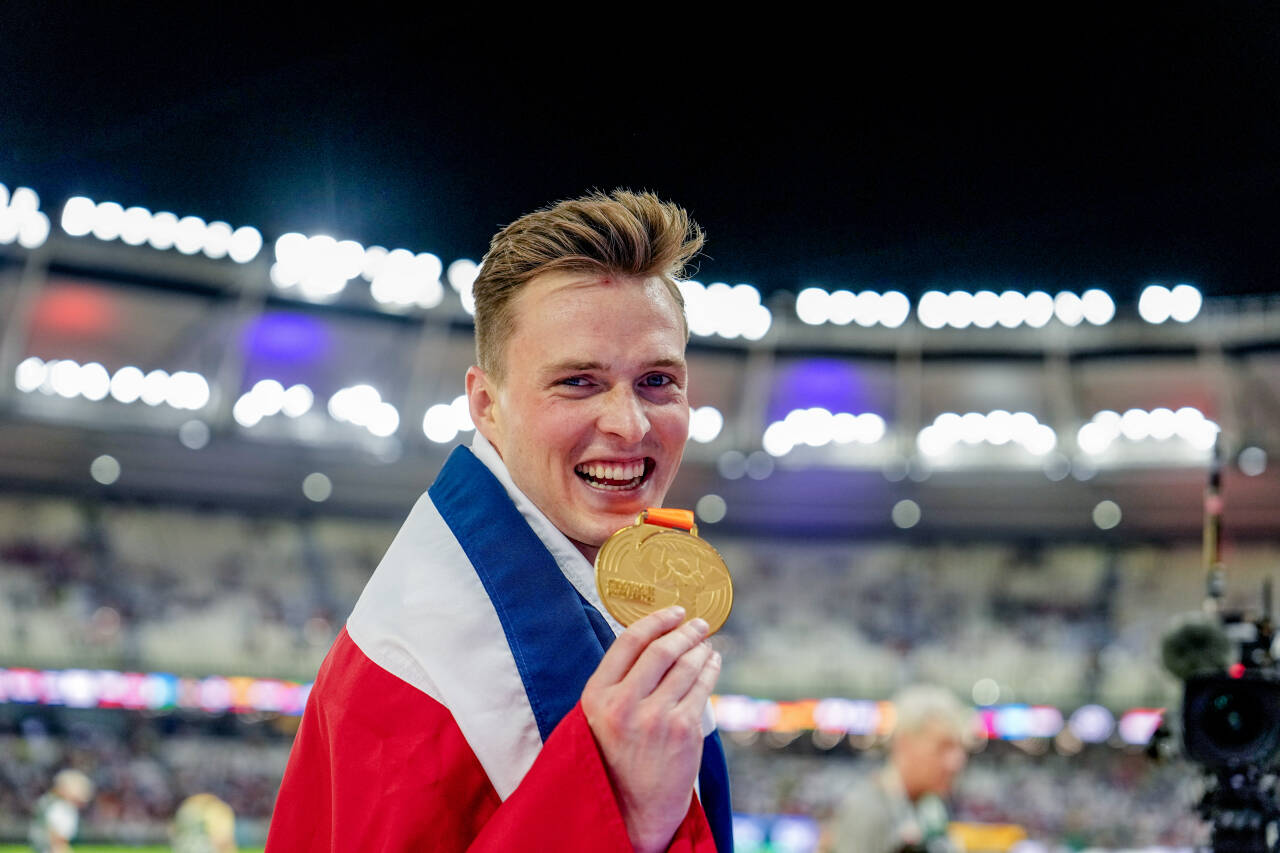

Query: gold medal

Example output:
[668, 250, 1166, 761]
[595, 508, 733, 635]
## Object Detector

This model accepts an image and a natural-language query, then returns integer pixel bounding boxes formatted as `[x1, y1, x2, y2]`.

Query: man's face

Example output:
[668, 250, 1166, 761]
[894, 719, 968, 800]
[467, 272, 690, 561]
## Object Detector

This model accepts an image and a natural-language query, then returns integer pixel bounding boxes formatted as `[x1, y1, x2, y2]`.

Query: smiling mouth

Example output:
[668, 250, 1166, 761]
[574, 458, 655, 491]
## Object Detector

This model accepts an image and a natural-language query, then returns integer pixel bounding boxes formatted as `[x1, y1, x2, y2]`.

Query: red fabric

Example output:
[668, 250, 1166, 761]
[267, 628, 717, 852]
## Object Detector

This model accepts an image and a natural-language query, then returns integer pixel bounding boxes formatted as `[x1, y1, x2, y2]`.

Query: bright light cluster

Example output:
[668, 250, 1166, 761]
[232, 379, 315, 428]
[422, 394, 475, 444]
[0, 184, 51, 249]
[273, 233, 451, 308]
[678, 281, 772, 341]
[917, 289, 1115, 329]
[60, 196, 261, 262]
[794, 287, 910, 328]
[14, 357, 209, 410]
[917, 410, 1057, 456]
[362, 246, 444, 309]
[688, 405, 724, 443]
[762, 408, 887, 457]
[1137, 283, 1202, 324]
[447, 259, 479, 315]
[1076, 407, 1220, 454]
[326, 384, 400, 437]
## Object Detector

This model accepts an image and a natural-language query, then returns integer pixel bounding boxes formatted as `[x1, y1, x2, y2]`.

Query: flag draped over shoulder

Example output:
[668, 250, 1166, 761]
[266, 446, 731, 852]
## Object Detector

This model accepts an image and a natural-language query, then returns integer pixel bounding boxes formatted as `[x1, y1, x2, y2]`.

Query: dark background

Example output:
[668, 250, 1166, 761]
[6, 4, 1279, 303]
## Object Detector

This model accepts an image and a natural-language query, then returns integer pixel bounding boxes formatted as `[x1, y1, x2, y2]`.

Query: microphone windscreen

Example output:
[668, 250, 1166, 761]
[1161, 618, 1232, 681]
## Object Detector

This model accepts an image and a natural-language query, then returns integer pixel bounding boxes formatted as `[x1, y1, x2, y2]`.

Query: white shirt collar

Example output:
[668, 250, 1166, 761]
[469, 431, 624, 636]
[470, 431, 716, 737]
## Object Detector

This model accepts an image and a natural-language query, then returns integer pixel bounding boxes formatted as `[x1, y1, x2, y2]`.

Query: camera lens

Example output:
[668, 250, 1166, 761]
[1203, 690, 1267, 750]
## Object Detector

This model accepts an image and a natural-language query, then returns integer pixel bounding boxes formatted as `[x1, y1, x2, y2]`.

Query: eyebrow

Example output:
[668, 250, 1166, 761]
[541, 356, 687, 376]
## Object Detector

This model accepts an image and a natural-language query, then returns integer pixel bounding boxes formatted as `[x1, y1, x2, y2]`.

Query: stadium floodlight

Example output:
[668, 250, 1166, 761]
[1024, 291, 1055, 328]
[853, 412, 886, 444]
[110, 366, 145, 404]
[120, 206, 151, 246]
[92, 201, 125, 241]
[140, 370, 171, 406]
[202, 221, 233, 259]
[1120, 408, 1150, 441]
[9, 187, 38, 214]
[1138, 285, 1171, 324]
[947, 290, 975, 329]
[423, 403, 460, 443]
[1169, 284, 1202, 323]
[233, 394, 264, 428]
[14, 356, 47, 392]
[1147, 407, 1176, 440]
[148, 212, 179, 251]
[996, 291, 1026, 329]
[17, 211, 50, 250]
[79, 362, 111, 401]
[762, 421, 795, 457]
[281, 384, 314, 418]
[829, 289, 856, 326]
[880, 291, 911, 328]
[50, 360, 82, 398]
[796, 287, 830, 325]
[985, 409, 1014, 445]
[167, 372, 211, 410]
[917, 290, 948, 329]
[688, 405, 724, 443]
[367, 402, 401, 438]
[1081, 289, 1115, 325]
[61, 196, 95, 237]
[1053, 292, 1085, 327]
[959, 411, 986, 445]
[971, 290, 1000, 329]
[227, 226, 263, 263]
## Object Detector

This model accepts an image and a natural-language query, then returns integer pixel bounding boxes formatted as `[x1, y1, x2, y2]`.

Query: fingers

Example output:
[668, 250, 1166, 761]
[649, 639, 715, 706]
[590, 606, 687, 686]
[673, 648, 721, 717]
[623, 617, 710, 698]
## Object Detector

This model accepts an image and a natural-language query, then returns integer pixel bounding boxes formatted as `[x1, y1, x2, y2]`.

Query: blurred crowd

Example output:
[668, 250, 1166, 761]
[0, 493, 1260, 846]
[0, 708, 288, 845]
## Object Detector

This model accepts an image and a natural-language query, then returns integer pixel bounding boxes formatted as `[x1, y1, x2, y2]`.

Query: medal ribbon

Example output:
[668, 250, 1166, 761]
[642, 507, 695, 531]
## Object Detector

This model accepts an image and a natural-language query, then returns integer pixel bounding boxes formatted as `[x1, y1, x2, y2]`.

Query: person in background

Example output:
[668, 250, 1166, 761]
[27, 768, 93, 853]
[172, 792, 238, 853]
[831, 685, 971, 853]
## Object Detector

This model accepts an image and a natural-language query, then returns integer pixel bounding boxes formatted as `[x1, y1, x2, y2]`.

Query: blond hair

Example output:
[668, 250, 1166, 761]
[472, 189, 704, 378]
[891, 684, 971, 738]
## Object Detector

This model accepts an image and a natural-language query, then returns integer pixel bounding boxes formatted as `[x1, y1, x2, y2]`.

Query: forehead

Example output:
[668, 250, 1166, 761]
[508, 271, 685, 346]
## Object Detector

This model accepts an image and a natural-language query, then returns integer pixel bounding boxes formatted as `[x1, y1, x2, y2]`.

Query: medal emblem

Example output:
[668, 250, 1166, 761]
[595, 508, 733, 635]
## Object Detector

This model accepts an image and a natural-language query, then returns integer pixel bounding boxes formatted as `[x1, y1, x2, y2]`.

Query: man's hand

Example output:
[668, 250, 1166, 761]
[581, 606, 722, 853]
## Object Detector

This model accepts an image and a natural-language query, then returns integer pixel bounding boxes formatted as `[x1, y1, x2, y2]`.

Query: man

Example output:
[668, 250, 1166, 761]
[267, 190, 731, 851]
[28, 768, 93, 853]
[831, 685, 970, 853]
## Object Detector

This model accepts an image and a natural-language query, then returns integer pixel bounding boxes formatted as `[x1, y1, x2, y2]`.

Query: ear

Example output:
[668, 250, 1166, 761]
[466, 365, 502, 450]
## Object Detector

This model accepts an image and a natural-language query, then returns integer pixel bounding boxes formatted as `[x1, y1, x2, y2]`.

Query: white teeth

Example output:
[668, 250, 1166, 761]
[576, 460, 647, 488]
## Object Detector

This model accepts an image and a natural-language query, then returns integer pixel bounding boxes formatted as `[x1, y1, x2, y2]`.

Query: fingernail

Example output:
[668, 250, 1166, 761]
[690, 618, 709, 635]
[711, 651, 722, 667]
[669, 606, 686, 619]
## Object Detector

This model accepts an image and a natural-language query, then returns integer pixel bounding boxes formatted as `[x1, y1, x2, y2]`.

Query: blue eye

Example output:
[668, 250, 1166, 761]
[561, 376, 590, 387]
[641, 374, 673, 387]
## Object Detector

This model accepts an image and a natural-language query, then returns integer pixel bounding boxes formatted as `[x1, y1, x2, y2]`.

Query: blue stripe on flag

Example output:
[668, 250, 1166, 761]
[429, 446, 603, 741]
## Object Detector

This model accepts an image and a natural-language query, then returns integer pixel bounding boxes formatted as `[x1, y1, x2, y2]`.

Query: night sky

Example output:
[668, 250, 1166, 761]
[6, 6, 1280, 302]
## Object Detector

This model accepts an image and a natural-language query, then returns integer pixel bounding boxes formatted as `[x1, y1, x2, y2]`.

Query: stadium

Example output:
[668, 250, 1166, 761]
[4, 11, 1280, 853]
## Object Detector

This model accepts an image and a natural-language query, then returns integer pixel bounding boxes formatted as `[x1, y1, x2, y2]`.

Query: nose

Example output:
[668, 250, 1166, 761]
[596, 385, 649, 443]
